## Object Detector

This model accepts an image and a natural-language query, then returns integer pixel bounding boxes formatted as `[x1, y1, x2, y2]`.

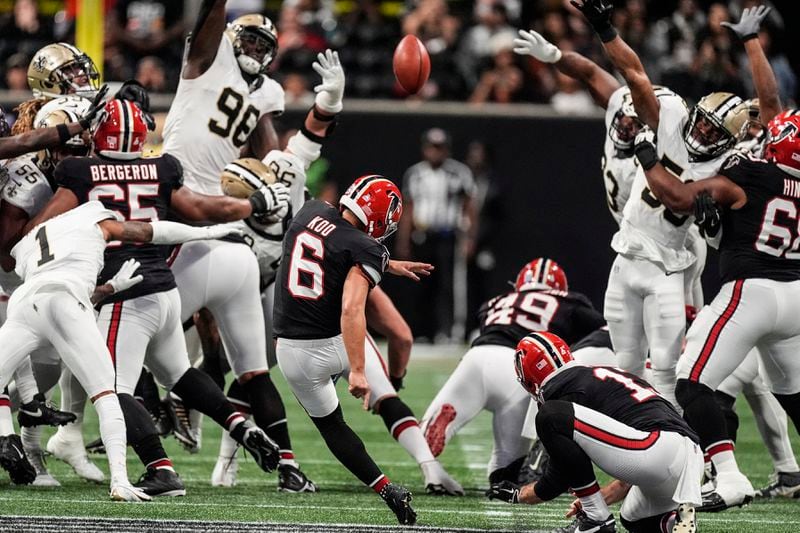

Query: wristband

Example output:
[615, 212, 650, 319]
[299, 124, 326, 144]
[57, 123, 71, 143]
[597, 26, 618, 43]
[312, 105, 337, 122]
[634, 143, 659, 171]
[741, 33, 758, 42]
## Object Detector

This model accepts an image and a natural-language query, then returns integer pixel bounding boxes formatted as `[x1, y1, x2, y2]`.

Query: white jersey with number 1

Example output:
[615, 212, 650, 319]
[10, 201, 118, 305]
[162, 33, 285, 195]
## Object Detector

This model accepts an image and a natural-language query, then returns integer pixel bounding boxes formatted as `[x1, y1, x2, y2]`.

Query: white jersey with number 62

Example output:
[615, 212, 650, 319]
[162, 34, 284, 195]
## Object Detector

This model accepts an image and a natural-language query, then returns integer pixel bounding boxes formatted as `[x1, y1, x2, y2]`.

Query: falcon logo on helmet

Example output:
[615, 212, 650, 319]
[765, 109, 800, 178]
[514, 332, 574, 401]
[27, 43, 100, 99]
[683, 92, 749, 161]
[340, 175, 403, 242]
[226, 14, 279, 76]
[514, 258, 568, 292]
[93, 99, 148, 160]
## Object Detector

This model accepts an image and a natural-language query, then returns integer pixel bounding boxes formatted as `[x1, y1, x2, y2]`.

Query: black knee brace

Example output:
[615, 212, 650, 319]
[714, 390, 739, 442]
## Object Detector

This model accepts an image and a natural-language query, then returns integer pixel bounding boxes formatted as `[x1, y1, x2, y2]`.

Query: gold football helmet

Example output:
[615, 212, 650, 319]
[684, 92, 749, 160]
[221, 157, 286, 224]
[27, 43, 100, 99]
[33, 96, 93, 172]
[225, 15, 278, 76]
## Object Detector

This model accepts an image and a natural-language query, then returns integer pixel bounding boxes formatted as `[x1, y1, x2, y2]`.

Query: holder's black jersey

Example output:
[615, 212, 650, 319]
[542, 365, 699, 442]
[717, 154, 800, 283]
[55, 154, 183, 303]
[471, 289, 605, 349]
[273, 200, 389, 339]
[570, 327, 613, 352]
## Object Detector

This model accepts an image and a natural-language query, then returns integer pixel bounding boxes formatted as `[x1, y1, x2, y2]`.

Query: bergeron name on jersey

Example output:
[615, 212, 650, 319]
[89, 163, 160, 182]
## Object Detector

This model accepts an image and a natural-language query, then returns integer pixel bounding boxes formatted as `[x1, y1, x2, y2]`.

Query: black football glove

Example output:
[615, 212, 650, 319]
[570, 0, 617, 42]
[694, 191, 722, 238]
[115, 80, 156, 131]
[390, 371, 406, 391]
[79, 84, 109, 130]
[485, 480, 521, 503]
[634, 127, 659, 170]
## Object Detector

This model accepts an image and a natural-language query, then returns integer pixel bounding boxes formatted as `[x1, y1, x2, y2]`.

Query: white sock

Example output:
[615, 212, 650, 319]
[393, 419, 435, 464]
[93, 394, 129, 485]
[575, 481, 610, 521]
[218, 425, 239, 460]
[13, 359, 39, 404]
[707, 441, 740, 476]
[0, 395, 14, 436]
[57, 368, 87, 441]
[21, 424, 43, 452]
[745, 392, 799, 473]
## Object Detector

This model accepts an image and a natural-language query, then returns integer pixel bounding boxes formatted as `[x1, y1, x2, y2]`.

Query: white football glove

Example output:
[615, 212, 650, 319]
[513, 29, 562, 64]
[313, 49, 345, 114]
[107, 258, 143, 294]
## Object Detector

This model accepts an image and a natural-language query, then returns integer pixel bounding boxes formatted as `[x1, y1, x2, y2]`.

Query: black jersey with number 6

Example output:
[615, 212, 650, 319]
[471, 289, 605, 349]
[717, 153, 800, 283]
[54, 153, 184, 303]
[273, 200, 389, 340]
[543, 365, 699, 442]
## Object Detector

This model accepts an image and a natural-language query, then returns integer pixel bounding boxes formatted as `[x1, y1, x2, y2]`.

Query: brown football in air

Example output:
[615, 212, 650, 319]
[393, 35, 431, 95]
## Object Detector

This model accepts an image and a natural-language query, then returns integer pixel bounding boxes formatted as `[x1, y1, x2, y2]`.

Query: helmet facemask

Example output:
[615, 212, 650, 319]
[684, 107, 735, 159]
[231, 25, 278, 76]
[54, 57, 100, 98]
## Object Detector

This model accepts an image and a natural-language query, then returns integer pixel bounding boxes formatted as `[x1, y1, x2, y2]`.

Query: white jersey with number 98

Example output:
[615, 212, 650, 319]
[162, 34, 284, 195]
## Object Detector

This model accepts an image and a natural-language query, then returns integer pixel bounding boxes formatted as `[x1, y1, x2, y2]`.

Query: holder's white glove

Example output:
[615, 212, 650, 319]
[313, 49, 345, 114]
[107, 258, 143, 294]
[513, 29, 562, 64]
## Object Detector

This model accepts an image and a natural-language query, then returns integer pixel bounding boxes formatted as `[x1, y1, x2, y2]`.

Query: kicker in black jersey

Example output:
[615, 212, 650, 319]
[54, 153, 184, 303]
[717, 153, 800, 283]
[273, 200, 389, 340]
[471, 289, 605, 349]
[542, 365, 698, 443]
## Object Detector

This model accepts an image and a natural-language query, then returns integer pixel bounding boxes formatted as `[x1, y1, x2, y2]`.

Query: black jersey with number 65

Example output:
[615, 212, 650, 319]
[471, 289, 605, 349]
[717, 153, 800, 283]
[54, 153, 184, 303]
[542, 365, 699, 442]
[273, 200, 389, 340]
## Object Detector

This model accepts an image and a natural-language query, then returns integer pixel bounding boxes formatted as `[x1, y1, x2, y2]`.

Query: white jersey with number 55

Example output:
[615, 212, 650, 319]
[162, 34, 284, 195]
[612, 91, 729, 272]
[11, 201, 118, 304]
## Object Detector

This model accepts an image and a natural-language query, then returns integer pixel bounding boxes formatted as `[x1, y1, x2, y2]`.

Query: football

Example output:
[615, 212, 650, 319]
[392, 35, 431, 95]
[220, 157, 287, 223]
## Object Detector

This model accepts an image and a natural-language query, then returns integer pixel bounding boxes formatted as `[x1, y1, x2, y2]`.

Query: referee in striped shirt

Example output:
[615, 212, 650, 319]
[397, 128, 477, 343]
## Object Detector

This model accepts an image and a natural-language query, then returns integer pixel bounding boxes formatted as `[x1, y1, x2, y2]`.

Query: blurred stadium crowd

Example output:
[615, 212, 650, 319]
[0, 0, 796, 109]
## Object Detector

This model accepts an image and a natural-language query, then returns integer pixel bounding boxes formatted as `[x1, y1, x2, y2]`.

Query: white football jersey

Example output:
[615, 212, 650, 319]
[162, 34, 285, 195]
[602, 87, 640, 225]
[11, 201, 117, 304]
[612, 91, 730, 272]
[0, 155, 54, 293]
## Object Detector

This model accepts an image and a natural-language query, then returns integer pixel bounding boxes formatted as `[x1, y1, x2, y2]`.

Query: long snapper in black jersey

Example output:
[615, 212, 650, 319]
[273, 200, 389, 340]
[717, 153, 800, 283]
[471, 289, 605, 349]
[542, 364, 698, 443]
[54, 154, 184, 303]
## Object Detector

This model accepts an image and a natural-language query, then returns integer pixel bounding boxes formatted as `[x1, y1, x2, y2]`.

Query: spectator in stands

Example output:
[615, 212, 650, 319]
[458, 1, 517, 90]
[274, 4, 328, 73]
[469, 33, 523, 104]
[551, 69, 598, 115]
[107, 0, 185, 89]
[135, 56, 167, 93]
[397, 127, 477, 344]
[740, 28, 797, 106]
[282, 72, 315, 106]
[684, 3, 744, 101]
[648, 0, 706, 82]
[0, 0, 53, 63]
[3, 53, 29, 91]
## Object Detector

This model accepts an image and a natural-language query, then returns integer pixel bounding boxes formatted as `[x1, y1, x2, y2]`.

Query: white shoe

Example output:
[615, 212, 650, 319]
[110, 482, 152, 502]
[421, 460, 464, 496]
[211, 453, 239, 487]
[25, 447, 60, 487]
[46, 432, 105, 483]
[699, 471, 754, 512]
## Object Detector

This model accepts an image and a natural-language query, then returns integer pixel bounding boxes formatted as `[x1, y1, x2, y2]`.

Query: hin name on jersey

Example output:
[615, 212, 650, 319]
[784, 178, 800, 199]
[89, 163, 160, 182]
[307, 215, 337, 237]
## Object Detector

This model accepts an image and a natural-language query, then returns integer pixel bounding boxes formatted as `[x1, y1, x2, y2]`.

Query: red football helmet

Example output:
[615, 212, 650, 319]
[93, 99, 147, 160]
[765, 109, 800, 177]
[514, 258, 568, 292]
[339, 175, 403, 241]
[514, 332, 573, 399]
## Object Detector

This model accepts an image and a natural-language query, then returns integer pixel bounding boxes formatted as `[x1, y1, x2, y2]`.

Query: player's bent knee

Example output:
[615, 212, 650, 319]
[675, 379, 714, 410]
[535, 400, 574, 443]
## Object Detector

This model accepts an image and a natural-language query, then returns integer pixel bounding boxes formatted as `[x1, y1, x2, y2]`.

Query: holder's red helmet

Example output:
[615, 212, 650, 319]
[514, 258, 568, 292]
[93, 99, 147, 160]
[514, 332, 573, 400]
[339, 175, 403, 241]
[765, 110, 800, 177]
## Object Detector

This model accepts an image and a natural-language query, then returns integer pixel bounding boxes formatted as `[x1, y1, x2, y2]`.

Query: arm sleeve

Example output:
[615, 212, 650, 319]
[54, 159, 93, 202]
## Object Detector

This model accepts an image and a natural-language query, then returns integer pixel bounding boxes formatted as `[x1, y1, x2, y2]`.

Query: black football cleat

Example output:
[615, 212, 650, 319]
[552, 511, 616, 533]
[379, 482, 417, 525]
[0, 434, 37, 485]
[134, 467, 187, 497]
[18, 393, 77, 428]
[164, 395, 198, 451]
[278, 463, 318, 493]
[241, 427, 280, 473]
[85, 436, 106, 455]
[519, 438, 549, 484]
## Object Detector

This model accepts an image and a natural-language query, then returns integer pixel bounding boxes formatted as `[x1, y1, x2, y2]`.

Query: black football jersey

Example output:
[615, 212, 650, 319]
[273, 200, 389, 339]
[54, 154, 184, 303]
[471, 289, 605, 349]
[717, 154, 800, 283]
[570, 327, 613, 352]
[542, 365, 698, 442]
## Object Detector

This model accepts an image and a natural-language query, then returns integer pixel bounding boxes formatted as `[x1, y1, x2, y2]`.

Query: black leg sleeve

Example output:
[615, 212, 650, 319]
[714, 390, 739, 442]
[773, 392, 800, 435]
[242, 373, 291, 451]
[171, 368, 239, 429]
[118, 393, 169, 467]
[311, 405, 383, 486]
[676, 379, 730, 449]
